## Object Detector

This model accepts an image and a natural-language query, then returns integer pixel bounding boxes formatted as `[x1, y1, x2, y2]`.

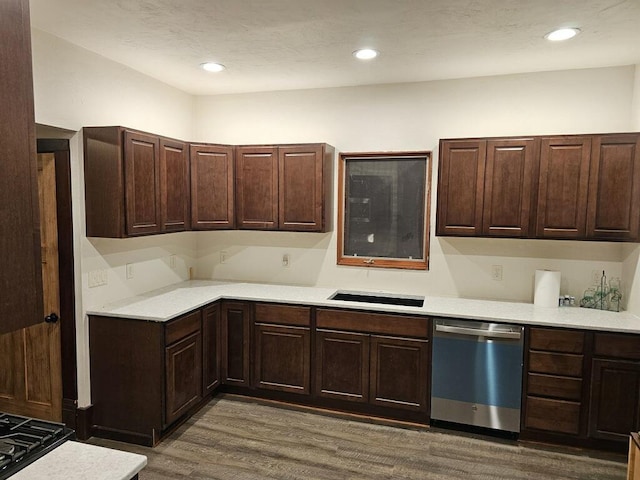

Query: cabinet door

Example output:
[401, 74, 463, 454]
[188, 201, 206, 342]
[436, 140, 486, 236]
[0, 0, 44, 333]
[536, 137, 591, 239]
[235, 146, 278, 229]
[482, 138, 536, 237]
[369, 335, 429, 412]
[278, 144, 324, 231]
[202, 303, 221, 395]
[221, 302, 251, 386]
[589, 359, 640, 442]
[160, 138, 189, 232]
[165, 331, 203, 426]
[586, 134, 640, 240]
[190, 144, 235, 229]
[124, 130, 161, 235]
[315, 329, 369, 403]
[253, 324, 310, 394]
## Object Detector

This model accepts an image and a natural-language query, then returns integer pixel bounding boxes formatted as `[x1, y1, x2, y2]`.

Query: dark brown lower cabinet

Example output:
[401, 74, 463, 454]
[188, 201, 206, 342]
[221, 301, 251, 386]
[202, 303, 221, 395]
[369, 335, 429, 412]
[522, 327, 587, 438]
[315, 329, 370, 403]
[89, 309, 209, 446]
[589, 359, 640, 442]
[165, 330, 202, 426]
[253, 323, 311, 394]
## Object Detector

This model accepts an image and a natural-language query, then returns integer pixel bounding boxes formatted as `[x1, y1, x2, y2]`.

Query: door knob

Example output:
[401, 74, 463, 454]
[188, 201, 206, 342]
[45, 312, 59, 324]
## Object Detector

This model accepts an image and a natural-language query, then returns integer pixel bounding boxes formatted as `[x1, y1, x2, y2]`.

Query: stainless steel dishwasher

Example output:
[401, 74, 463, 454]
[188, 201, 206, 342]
[431, 318, 524, 433]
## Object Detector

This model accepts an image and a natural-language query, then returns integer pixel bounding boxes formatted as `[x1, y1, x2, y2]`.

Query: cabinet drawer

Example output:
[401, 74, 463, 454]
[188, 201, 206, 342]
[255, 303, 311, 327]
[528, 351, 583, 377]
[524, 396, 581, 435]
[529, 328, 585, 353]
[166, 311, 202, 345]
[316, 309, 429, 338]
[594, 333, 640, 360]
[527, 373, 582, 401]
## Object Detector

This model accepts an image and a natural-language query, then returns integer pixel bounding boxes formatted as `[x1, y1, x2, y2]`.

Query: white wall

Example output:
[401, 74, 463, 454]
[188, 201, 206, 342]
[31, 29, 198, 407]
[194, 67, 634, 305]
[623, 64, 640, 316]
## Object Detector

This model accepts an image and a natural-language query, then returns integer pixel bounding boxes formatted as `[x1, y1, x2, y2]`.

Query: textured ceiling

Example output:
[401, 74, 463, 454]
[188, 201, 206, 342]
[29, 0, 640, 95]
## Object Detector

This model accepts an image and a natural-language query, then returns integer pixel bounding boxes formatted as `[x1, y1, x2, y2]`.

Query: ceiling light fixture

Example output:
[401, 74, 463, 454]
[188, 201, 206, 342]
[545, 27, 581, 42]
[201, 62, 226, 72]
[353, 48, 379, 60]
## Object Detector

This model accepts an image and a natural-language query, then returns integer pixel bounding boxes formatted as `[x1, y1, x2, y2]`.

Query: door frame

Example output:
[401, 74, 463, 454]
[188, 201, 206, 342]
[36, 139, 78, 429]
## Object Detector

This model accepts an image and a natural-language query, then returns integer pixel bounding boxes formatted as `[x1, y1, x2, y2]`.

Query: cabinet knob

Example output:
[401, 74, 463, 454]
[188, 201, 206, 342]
[45, 312, 59, 324]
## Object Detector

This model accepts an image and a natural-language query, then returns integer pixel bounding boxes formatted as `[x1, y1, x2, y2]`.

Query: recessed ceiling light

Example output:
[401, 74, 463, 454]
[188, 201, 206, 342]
[545, 28, 581, 42]
[353, 48, 379, 60]
[201, 62, 226, 72]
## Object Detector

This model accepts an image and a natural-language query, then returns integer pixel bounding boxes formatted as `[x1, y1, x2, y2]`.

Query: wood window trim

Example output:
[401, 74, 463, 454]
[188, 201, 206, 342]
[337, 151, 432, 270]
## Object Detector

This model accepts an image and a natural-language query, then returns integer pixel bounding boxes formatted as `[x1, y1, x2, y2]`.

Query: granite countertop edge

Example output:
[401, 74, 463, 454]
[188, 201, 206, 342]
[8, 441, 147, 480]
[85, 280, 640, 334]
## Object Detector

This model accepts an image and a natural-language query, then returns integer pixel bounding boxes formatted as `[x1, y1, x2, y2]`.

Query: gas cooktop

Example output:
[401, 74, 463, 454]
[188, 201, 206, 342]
[0, 413, 74, 479]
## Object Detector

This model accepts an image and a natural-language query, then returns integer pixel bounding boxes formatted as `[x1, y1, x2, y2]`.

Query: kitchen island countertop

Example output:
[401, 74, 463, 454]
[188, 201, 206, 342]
[8, 441, 146, 480]
[86, 280, 640, 334]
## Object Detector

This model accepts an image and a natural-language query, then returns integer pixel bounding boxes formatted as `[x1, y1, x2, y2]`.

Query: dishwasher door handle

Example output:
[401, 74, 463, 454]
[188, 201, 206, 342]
[435, 324, 522, 340]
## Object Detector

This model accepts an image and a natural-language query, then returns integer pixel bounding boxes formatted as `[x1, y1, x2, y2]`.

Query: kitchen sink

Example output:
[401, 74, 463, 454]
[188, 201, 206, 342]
[328, 291, 424, 307]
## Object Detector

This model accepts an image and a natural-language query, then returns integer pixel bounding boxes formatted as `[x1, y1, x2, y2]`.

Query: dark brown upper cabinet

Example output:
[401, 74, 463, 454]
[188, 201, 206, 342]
[236, 144, 334, 232]
[586, 134, 640, 241]
[84, 126, 189, 237]
[279, 144, 334, 232]
[482, 138, 536, 237]
[0, 0, 44, 333]
[190, 144, 234, 230]
[438, 132, 640, 242]
[436, 139, 486, 236]
[536, 136, 591, 239]
[436, 137, 536, 238]
[235, 146, 279, 230]
[160, 139, 190, 232]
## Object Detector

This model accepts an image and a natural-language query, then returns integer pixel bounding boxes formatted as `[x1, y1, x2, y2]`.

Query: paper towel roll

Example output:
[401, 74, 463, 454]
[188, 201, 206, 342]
[534, 270, 561, 308]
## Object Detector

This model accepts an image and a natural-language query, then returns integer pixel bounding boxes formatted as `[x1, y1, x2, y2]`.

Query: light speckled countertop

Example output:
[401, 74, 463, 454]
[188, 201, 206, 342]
[87, 280, 640, 333]
[86, 280, 640, 333]
[9, 441, 146, 480]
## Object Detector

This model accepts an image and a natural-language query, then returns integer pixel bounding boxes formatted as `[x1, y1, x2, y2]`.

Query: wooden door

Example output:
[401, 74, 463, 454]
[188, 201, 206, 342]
[278, 145, 324, 231]
[536, 136, 591, 239]
[586, 134, 640, 240]
[202, 303, 221, 395]
[235, 146, 278, 229]
[369, 335, 429, 412]
[124, 130, 161, 235]
[253, 323, 310, 394]
[315, 329, 369, 403]
[221, 302, 251, 386]
[0, 0, 44, 333]
[190, 144, 235, 229]
[165, 331, 202, 426]
[160, 138, 189, 232]
[436, 139, 486, 236]
[589, 359, 640, 442]
[482, 138, 536, 237]
[0, 153, 62, 421]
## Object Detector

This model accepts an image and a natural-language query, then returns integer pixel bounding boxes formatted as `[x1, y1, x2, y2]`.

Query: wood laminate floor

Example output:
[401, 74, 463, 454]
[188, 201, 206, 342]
[89, 396, 626, 480]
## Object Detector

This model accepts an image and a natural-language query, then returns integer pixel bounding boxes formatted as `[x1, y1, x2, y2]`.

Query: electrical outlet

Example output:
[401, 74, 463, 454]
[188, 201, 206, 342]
[88, 269, 108, 288]
[591, 270, 602, 285]
[169, 254, 177, 269]
[220, 251, 228, 264]
[126, 263, 134, 279]
[282, 253, 290, 268]
[491, 264, 503, 281]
